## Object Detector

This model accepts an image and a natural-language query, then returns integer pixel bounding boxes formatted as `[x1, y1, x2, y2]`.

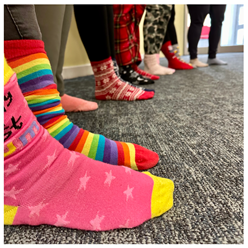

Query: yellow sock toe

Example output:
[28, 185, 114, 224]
[143, 172, 174, 218]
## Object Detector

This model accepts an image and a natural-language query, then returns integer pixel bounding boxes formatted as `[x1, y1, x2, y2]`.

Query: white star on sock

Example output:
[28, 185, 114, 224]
[54, 212, 70, 226]
[123, 185, 134, 201]
[43, 150, 56, 170]
[124, 166, 132, 174]
[78, 171, 91, 191]
[90, 212, 105, 231]
[119, 219, 130, 228]
[68, 151, 80, 167]
[4, 187, 23, 200]
[104, 170, 116, 186]
[28, 202, 48, 217]
[4, 163, 20, 176]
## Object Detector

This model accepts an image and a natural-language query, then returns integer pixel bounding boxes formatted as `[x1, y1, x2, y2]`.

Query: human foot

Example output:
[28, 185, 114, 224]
[4, 59, 174, 230]
[60, 94, 98, 112]
[207, 58, 227, 65]
[132, 64, 160, 80]
[190, 58, 209, 68]
[4, 40, 158, 170]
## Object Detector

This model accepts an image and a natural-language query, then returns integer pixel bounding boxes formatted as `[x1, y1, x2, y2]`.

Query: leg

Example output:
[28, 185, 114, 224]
[4, 5, 158, 168]
[160, 5, 194, 70]
[143, 4, 175, 75]
[207, 5, 227, 65]
[4, 58, 174, 230]
[187, 5, 209, 67]
[4, 4, 41, 40]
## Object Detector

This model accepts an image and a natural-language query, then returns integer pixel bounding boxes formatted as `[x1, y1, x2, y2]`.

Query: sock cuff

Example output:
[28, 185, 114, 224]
[4, 39, 46, 62]
[90, 56, 112, 66]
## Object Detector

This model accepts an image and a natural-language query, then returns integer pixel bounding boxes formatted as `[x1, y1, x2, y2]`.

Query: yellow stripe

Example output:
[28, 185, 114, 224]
[45, 106, 63, 113]
[4, 204, 18, 225]
[25, 93, 59, 101]
[4, 142, 16, 158]
[47, 118, 68, 134]
[13, 58, 49, 74]
[4, 58, 14, 85]
[82, 132, 94, 156]
[126, 143, 138, 170]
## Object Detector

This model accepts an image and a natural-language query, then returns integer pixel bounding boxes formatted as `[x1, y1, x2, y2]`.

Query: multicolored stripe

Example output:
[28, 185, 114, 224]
[8, 50, 138, 169]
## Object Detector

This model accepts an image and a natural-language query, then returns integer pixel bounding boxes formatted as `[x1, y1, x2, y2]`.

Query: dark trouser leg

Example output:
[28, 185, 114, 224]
[106, 5, 116, 59]
[74, 5, 111, 62]
[208, 5, 226, 59]
[187, 5, 209, 59]
[167, 5, 178, 45]
[35, 5, 73, 96]
[4, 4, 41, 40]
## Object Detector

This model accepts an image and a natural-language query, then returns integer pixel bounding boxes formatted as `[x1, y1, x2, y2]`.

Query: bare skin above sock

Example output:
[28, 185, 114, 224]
[60, 94, 98, 112]
[207, 58, 227, 65]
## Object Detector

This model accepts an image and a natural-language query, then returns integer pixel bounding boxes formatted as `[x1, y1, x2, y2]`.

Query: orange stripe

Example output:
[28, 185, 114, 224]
[43, 115, 67, 129]
[23, 89, 59, 97]
[33, 103, 62, 115]
[75, 130, 89, 153]
[120, 142, 131, 167]
[8, 53, 47, 68]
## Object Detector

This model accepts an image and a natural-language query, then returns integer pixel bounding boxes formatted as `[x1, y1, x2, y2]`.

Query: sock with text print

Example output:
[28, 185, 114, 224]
[4, 57, 174, 231]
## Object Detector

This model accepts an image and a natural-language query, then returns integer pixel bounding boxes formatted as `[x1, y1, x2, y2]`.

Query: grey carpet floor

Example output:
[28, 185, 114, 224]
[4, 53, 243, 244]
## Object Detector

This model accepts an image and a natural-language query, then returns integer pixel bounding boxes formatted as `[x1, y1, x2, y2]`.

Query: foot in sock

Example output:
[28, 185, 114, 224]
[4, 58, 174, 231]
[161, 41, 194, 70]
[113, 59, 155, 92]
[60, 94, 98, 112]
[144, 54, 175, 75]
[4, 40, 158, 170]
[119, 64, 155, 85]
[132, 64, 160, 81]
[190, 58, 209, 68]
[207, 58, 227, 65]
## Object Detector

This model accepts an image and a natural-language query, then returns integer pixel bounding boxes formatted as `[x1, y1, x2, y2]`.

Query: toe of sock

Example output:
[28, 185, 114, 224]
[137, 91, 154, 100]
[143, 172, 174, 218]
[134, 144, 159, 170]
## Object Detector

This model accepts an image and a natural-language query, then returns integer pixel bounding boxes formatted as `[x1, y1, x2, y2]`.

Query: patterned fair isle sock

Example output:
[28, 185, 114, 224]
[4, 58, 174, 231]
[112, 59, 155, 92]
[132, 64, 160, 80]
[92, 57, 154, 100]
[4, 39, 158, 170]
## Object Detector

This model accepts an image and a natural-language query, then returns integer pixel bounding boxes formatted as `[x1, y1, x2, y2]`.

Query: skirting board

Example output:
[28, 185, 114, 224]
[62, 64, 93, 80]
[62, 54, 145, 80]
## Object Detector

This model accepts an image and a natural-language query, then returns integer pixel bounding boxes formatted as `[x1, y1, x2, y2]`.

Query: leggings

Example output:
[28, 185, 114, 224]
[35, 5, 73, 96]
[187, 5, 226, 59]
[162, 5, 178, 46]
[143, 4, 172, 54]
[74, 5, 115, 62]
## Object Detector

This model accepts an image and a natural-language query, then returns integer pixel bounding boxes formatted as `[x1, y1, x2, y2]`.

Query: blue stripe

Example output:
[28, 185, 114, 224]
[53, 123, 74, 140]
[35, 109, 65, 118]
[29, 99, 60, 107]
[95, 135, 105, 162]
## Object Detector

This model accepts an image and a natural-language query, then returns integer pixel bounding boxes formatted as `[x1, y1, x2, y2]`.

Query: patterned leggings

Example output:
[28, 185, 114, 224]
[143, 5, 172, 54]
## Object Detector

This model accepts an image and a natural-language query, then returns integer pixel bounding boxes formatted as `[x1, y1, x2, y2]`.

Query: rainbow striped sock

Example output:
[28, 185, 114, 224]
[4, 39, 159, 170]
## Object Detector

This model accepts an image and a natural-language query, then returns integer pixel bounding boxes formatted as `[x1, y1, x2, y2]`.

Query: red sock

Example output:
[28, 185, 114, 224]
[161, 41, 194, 70]
[132, 64, 160, 80]
[92, 57, 154, 101]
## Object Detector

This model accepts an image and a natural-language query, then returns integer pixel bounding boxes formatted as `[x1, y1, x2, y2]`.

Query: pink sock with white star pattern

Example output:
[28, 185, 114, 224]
[4, 58, 174, 231]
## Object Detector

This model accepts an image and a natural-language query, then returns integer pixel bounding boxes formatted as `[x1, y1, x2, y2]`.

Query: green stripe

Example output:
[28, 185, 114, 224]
[17, 64, 51, 79]
[27, 95, 60, 105]
[88, 134, 100, 159]
[50, 119, 71, 137]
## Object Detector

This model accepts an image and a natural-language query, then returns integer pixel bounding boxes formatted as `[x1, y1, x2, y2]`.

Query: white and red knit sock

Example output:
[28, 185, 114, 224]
[92, 57, 154, 101]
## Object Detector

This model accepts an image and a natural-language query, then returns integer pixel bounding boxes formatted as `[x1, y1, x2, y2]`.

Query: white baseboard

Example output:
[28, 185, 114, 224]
[62, 64, 93, 80]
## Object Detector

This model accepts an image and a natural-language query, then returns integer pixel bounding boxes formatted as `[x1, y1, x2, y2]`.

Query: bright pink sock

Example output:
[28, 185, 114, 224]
[4, 58, 174, 231]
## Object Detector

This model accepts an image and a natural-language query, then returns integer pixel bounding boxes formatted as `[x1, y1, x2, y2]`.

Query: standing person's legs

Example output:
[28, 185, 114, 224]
[4, 5, 41, 40]
[4, 5, 159, 168]
[187, 4, 209, 67]
[207, 5, 227, 65]
[74, 4, 154, 100]
[160, 5, 194, 70]
[143, 5, 175, 76]
[35, 4, 98, 111]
